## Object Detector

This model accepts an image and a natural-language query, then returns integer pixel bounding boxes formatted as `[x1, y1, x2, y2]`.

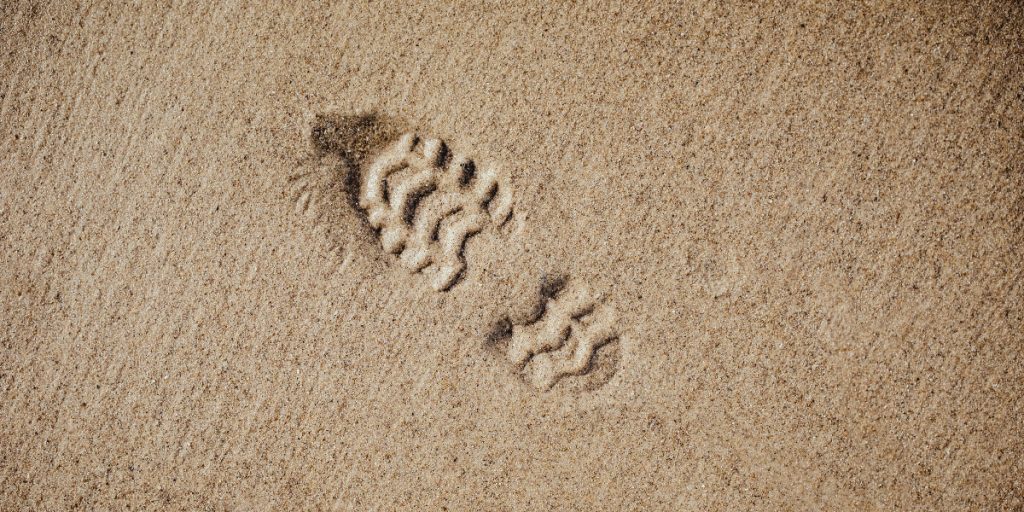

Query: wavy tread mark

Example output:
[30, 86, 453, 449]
[507, 283, 619, 390]
[529, 312, 617, 390]
[360, 133, 512, 291]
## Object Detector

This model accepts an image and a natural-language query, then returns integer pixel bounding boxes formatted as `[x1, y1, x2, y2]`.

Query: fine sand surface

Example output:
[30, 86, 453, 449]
[2, 1, 1023, 510]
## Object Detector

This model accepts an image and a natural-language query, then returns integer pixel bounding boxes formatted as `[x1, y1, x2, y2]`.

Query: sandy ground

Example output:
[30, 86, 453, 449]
[2, 1, 1023, 510]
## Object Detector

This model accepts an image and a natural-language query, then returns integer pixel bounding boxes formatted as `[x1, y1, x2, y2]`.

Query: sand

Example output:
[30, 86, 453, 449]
[2, 1, 1023, 509]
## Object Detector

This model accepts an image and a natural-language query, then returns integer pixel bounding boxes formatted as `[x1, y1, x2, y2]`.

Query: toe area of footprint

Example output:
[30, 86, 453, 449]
[293, 111, 514, 292]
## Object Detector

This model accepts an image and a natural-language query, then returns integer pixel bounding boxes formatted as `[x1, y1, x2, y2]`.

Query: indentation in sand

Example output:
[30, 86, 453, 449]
[360, 133, 512, 290]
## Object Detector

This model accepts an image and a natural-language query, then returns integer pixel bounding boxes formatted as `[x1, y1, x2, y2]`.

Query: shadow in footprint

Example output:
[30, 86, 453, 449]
[291, 111, 514, 292]
[288, 112, 404, 264]
[308, 112, 404, 216]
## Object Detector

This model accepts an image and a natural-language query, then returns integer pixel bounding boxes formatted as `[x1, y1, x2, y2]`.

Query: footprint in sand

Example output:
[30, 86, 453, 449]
[486, 275, 622, 392]
[288, 112, 623, 392]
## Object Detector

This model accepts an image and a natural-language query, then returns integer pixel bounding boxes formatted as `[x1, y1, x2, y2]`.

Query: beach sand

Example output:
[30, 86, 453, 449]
[2, 1, 1022, 509]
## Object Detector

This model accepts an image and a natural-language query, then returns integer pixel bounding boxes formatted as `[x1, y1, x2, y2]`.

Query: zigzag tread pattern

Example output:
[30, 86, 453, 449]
[508, 283, 619, 390]
[360, 133, 512, 291]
